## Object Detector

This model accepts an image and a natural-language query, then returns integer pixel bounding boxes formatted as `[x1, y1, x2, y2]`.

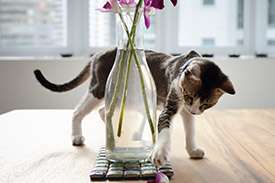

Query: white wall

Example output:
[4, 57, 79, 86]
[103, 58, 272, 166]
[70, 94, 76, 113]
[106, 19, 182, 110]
[0, 58, 90, 114]
[0, 57, 275, 114]
[179, 0, 241, 47]
[212, 58, 275, 109]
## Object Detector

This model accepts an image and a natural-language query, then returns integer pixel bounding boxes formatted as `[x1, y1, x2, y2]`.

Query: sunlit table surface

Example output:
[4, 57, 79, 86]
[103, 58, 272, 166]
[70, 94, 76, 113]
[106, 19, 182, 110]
[1, 109, 275, 183]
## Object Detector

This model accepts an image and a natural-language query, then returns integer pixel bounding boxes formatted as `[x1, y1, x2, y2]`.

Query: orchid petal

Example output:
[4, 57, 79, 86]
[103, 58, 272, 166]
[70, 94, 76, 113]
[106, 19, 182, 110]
[144, 8, 151, 29]
[103, 1, 112, 9]
[147, 172, 170, 183]
[95, 7, 110, 12]
[144, 5, 156, 29]
[95, 1, 112, 12]
[156, 172, 170, 183]
[144, 0, 150, 6]
[151, 0, 165, 10]
[119, 0, 137, 6]
[96, 0, 121, 13]
[119, 0, 137, 10]
[150, 0, 177, 10]
[170, 0, 177, 6]
[144, 0, 157, 29]
[109, 0, 122, 13]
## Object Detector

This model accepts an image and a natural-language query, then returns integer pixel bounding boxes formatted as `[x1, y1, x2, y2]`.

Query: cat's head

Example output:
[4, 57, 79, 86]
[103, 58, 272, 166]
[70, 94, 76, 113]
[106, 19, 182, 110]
[179, 51, 235, 115]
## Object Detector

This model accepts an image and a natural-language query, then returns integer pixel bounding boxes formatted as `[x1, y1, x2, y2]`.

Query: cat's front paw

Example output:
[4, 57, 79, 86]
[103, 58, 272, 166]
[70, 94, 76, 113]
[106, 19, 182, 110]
[72, 135, 85, 146]
[149, 145, 170, 166]
[187, 147, 205, 159]
[148, 128, 171, 166]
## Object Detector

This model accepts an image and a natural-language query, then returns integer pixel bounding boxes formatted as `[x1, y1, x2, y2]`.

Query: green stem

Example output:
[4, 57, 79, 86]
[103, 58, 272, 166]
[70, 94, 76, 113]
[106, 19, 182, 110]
[105, 50, 128, 151]
[105, 13, 134, 149]
[119, 10, 155, 142]
[130, 0, 143, 42]
[107, 0, 155, 147]
[131, 45, 155, 141]
[117, 50, 133, 137]
[117, 5, 143, 136]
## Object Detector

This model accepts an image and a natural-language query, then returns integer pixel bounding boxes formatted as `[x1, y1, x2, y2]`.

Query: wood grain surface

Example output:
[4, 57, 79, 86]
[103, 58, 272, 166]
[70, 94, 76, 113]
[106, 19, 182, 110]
[0, 109, 275, 183]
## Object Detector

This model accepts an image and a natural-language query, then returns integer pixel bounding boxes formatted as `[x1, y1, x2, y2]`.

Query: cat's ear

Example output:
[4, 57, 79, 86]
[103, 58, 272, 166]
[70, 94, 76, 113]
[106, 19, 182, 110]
[220, 78, 235, 95]
[184, 65, 201, 84]
[186, 50, 201, 59]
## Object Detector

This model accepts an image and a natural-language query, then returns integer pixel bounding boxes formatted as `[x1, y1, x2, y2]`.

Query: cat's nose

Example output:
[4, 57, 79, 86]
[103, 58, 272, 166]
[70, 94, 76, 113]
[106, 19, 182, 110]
[189, 110, 202, 115]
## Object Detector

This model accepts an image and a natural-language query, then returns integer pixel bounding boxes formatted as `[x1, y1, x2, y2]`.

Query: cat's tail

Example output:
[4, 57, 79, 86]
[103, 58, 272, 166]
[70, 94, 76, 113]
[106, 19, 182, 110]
[34, 61, 91, 92]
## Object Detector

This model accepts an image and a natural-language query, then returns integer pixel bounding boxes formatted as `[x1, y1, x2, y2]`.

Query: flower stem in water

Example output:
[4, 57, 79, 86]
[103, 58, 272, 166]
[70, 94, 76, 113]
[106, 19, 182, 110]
[117, 50, 133, 137]
[119, 10, 155, 142]
[106, 50, 128, 151]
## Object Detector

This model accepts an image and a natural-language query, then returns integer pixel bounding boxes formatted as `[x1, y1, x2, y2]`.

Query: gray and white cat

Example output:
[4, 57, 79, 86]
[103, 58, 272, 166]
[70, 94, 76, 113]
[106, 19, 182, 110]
[34, 47, 235, 166]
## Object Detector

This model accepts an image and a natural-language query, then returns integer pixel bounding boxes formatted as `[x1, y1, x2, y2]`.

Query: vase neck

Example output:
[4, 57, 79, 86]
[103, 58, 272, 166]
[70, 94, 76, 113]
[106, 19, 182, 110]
[116, 10, 144, 50]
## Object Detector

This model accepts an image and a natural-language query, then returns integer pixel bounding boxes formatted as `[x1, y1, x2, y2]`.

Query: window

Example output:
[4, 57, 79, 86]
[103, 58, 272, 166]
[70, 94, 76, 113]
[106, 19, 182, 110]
[0, 0, 274, 57]
[268, 39, 275, 45]
[268, 0, 275, 27]
[89, 0, 156, 48]
[0, 0, 67, 48]
[237, 40, 243, 46]
[178, 0, 244, 47]
[202, 38, 215, 46]
[267, 0, 275, 46]
[144, 16, 156, 48]
[203, 0, 214, 5]
[89, 0, 116, 47]
[237, 0, 244, 29]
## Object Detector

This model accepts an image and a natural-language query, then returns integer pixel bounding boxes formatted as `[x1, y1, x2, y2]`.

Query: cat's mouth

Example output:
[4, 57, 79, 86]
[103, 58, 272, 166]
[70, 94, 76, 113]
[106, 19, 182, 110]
[188, 110, 202, 115]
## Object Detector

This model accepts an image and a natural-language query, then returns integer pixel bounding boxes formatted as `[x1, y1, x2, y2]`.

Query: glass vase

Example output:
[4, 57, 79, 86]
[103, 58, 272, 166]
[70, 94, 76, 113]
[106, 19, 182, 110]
[104, 9, 157, 162]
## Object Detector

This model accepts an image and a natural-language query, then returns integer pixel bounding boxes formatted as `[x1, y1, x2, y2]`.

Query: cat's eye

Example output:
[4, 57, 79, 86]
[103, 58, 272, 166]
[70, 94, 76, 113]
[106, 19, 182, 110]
[200, 103, 216, 110]
[200, 104, 210, 110]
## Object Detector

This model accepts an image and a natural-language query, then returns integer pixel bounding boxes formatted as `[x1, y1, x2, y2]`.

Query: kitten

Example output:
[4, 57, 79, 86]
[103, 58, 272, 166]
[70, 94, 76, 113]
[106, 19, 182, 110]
[34, 47, 235, 166]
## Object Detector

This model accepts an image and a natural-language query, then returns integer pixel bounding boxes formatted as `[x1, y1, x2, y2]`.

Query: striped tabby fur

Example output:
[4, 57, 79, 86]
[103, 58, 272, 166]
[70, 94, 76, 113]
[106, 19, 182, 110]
[34, 47, 235, 166]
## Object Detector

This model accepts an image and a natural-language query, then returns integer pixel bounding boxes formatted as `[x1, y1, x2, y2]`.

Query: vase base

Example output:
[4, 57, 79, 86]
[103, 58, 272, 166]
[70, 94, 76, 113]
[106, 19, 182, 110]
[106, 145, 153, 162]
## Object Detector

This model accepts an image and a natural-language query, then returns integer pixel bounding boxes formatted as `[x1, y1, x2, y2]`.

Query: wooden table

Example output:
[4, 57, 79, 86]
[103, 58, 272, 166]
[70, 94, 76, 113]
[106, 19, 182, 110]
[1, 109, 275, 183]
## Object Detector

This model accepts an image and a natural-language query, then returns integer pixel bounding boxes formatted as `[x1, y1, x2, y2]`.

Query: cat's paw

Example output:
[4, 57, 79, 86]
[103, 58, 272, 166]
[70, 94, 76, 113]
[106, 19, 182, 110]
[148, 144, 170, 166]
[72, 135, 85, 146]
[148, 128, 171, 166]
[187, 147, 205, 159]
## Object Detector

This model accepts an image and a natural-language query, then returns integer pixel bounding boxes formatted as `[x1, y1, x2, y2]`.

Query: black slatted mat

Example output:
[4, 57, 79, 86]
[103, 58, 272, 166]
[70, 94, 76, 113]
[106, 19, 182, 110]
[90, 147, 174, 181]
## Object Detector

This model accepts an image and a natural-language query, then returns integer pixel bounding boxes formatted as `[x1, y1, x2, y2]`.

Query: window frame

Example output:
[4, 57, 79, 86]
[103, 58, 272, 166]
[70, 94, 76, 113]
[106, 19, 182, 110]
[254, 0, 275, 57]
[0, 0, 74, 57]
[157, 0, 256, 57]
[0, 0, 274, 57]
[266, 0, 275, 54]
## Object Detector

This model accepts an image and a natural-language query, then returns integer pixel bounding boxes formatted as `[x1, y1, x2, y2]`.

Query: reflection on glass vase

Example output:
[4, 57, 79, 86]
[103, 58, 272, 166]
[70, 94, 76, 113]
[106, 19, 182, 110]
[104, 9, 157, 162]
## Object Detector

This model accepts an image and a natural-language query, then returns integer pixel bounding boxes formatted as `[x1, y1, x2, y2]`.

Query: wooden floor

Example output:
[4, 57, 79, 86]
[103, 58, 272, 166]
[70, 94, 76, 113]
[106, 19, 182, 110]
[0, 109, 275, 183]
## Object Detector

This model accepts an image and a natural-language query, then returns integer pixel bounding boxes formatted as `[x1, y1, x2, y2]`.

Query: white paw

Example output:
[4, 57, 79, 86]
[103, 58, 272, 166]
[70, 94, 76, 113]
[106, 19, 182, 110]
[72, 135, 85, 146]
[188, 147, 205, 159]
[148, 144, 170, 166]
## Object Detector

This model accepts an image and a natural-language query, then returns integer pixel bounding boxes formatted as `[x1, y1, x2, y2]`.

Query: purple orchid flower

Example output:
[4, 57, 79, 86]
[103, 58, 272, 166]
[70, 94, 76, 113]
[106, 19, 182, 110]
[96, 0, 121, 13]
[147, 172, 170, 183]
[151, 0, 177, 10]
[144, 0, 178, 29]
[119, 0, 137, 8]
[144, 0, 157, 29]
